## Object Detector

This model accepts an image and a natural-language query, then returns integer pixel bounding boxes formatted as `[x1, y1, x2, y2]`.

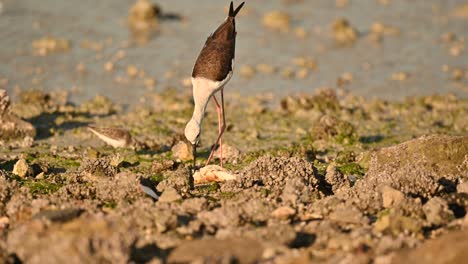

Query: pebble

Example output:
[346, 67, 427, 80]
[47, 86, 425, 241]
[215, 143, 241, 161]
[126, 65, 139, 78]
[423, 197, 454, 226]
[0, 217, 9, 230]
[457, 182, 468, 193]
[336, 0, 349, 8]
[452, 4, 468, 19]
[294, 27, 308, 38]
[171, 141, 193, 162]
[271, 206, 295, 220]
[256, 64, 277, 74]
[262, 11, 291, 32]
[449, 45, 463, 57]
[292, 57, 317, 70]
[76, 62, 86, 73]
[104, 62, 114, 72]
[296, 68, 309, 79]
[32, 37, 70, 56]
[193, 165, 237, 185]
[13, 158, 32, 178]
[281, 67, 295, 79]
[381, 185, 405, 208]
[391, 72, 409, 81]
[158, 187, 182, 203]
[329, 205, 368, 225]
[35, 172, 45, 179]
[332, 18, 358, 44]
[239, 64, 256, 79]
[144, 78, 156, 88]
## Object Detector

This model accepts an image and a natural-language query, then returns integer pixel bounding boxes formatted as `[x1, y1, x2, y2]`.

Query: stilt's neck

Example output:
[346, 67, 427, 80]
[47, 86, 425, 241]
[191, 81, 212, 125]
[191, 102, 207, 125]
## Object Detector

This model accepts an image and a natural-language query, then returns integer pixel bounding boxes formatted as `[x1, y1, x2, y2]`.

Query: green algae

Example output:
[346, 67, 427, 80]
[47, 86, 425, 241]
[150, 174, 165, 183]
[337, 162, 366, 176]
[219, 191, 236, 199]
[196, 182, 220, 194]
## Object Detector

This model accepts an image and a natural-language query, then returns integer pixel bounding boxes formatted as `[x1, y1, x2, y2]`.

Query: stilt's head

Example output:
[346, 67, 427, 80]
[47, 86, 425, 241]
[185, 119, 200, 169]
[184, 119, 200, 145]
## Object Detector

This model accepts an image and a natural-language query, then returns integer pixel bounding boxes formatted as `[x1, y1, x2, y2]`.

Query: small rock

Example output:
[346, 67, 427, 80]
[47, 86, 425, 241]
[76, 62, 86, 73]
[332, 18, 358, 44]
[126, 65, 139, 78]
[239, 64, 256, 79]
[32, 208, 84, 223]
[281, 67, 295, 79]
[109, 154, 124, 167]
[171, 141, 193, 162]
[32, 37, 70, 56]
[452, 4, 468, 19]
[12, 159, 32, 178]
[381, 185, 405, 208]
[168, 237, 263, 264]
[198, 206, 241, 228]
[292, 56, 317, 70]
[193, 165, 237, 185]
[158, 187, 182, 203]
[391, 72, 409, 81]
[457, 182, 468, 194]
[329, 204, 368, 225]
[151, 159, 176, 174]
[35, 172, 45, 179]
[336, 0, 349, 8]
[294, 27, 308, 38]
[0, 217, 9, 229]
[262, 11, 291, 32]
[0, 89, 37, 140]
[296, 68, 309, 79]
[256, 63, 277, 74]
[325, 163, 347, 192]
[271, 206, 295, 220]
[128, 0, 159, 32]
[156, 167, 191, 193]
[79, 157, 118, 180]
[104, 62, 114, 72]
[423, 197, 454, 226]
[215, 143, 241, 161]
[374, 213, 422, 235]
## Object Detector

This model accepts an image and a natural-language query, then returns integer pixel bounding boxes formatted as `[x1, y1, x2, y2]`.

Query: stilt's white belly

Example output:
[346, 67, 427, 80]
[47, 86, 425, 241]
[191, 70, 233, 96]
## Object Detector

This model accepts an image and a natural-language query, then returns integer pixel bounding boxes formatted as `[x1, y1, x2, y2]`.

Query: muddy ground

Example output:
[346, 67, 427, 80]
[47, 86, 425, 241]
[0, 87, 467, 263]
[1, 0, 468, 263]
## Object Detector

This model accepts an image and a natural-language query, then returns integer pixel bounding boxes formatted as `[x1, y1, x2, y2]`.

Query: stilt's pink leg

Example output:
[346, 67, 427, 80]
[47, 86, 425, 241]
[220, 89, 225, 166]
[206, 94, 225, 167]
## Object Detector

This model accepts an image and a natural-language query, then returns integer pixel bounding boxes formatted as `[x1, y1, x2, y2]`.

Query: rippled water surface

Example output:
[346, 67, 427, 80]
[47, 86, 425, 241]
[1, 0, 467, 105]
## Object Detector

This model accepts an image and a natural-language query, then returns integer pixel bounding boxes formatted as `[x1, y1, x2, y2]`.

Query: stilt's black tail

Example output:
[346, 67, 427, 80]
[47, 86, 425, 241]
[229, 1, 245, 17]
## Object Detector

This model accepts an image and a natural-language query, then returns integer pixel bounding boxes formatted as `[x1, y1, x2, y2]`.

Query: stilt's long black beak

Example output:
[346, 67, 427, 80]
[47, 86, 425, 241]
[192, 144, 197, 169]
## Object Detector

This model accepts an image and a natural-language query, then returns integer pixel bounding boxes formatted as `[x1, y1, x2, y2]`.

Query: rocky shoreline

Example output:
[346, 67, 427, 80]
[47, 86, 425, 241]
[0, 88, 467, 263]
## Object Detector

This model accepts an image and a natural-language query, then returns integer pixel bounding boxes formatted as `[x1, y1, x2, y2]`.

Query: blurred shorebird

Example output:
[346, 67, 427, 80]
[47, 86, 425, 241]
[184, 1, 245, 168]
[88, 126, 134, 149]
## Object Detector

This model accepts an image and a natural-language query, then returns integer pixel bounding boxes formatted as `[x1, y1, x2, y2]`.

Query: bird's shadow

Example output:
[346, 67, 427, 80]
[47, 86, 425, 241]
[26, 111, 117, 140]
[158, 12, 182, 21]
[359, 135, 384, 144]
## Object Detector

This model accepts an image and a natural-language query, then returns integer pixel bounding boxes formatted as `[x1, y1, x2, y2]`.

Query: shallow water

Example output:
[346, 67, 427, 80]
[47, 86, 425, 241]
[0, 0, 467, 105]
